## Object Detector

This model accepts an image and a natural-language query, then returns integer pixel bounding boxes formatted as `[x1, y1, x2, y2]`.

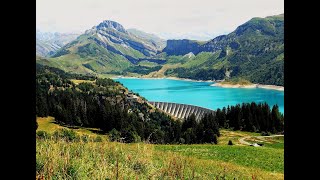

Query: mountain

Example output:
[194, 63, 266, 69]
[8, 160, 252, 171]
[38, 20, 166, 74]
[36, 31, 80, 57]
[37, 14, 284, 85]
[127, 28, 166, 50]
[163, 14, 284, 86]
[162, 39, 205, 55]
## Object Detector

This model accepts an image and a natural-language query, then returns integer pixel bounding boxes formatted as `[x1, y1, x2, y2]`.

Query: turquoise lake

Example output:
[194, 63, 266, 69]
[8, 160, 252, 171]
[115, 78, 284, 113]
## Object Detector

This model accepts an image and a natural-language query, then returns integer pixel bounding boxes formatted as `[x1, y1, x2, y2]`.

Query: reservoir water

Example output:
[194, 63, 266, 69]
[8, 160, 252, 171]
[115, 78, 284, 114]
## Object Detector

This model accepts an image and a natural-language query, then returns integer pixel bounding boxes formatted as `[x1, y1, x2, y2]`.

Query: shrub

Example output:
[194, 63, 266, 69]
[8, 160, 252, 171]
[36, 131, 50, 139]
[53, 129, 80, 142]
[212, 134, 218, 144]
[261, 131, 270, 136]
[109, 128, 121, 142]
[81, 134, 89, 143]
[179, 138, 185, 144]
[228, 140, 233, 145]
[94, 136, 103, 142]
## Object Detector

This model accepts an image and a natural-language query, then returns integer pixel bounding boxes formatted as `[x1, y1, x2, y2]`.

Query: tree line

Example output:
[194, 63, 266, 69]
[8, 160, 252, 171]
[215, 102, 284, 134]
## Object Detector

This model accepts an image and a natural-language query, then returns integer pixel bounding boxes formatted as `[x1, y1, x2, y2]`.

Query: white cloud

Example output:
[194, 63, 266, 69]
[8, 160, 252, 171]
[36, 0, 284, 40]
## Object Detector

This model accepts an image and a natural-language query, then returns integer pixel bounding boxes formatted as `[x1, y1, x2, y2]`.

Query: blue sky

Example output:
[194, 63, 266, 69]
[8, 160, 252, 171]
[36, 0, 284, 40]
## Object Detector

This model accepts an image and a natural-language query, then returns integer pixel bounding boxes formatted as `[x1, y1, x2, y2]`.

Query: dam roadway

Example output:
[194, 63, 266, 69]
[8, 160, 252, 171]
[148, 101, 215, 121]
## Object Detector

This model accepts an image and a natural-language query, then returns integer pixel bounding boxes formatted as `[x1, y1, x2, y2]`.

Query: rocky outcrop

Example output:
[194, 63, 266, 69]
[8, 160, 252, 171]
[162, 36, 228, 56]
[162, 39, 203, 55]
[96, 20, 127, 34]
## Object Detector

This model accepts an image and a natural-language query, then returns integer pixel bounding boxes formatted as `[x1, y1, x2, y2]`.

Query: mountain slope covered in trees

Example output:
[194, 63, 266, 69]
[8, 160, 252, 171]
[163, 14, 284, 85]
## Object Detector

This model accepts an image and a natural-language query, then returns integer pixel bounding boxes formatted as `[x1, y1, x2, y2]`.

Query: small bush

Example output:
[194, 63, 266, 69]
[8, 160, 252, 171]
[36, 131, 50, 139]
[213, 134, 218, 144]
[94, 136, 103, 142]
[53, 129, 80, 142]
[228, 140, 233, 145]
[261, 131, 270, 136]
[109, 128, 121, 142]
[81, 134, 89, 143]
[179, 138, 185, 144]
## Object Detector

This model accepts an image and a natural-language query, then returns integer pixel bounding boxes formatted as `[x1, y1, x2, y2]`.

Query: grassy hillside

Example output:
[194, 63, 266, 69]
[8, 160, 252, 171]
[127, 28, 166, 50]
[36, 117, 284, 179]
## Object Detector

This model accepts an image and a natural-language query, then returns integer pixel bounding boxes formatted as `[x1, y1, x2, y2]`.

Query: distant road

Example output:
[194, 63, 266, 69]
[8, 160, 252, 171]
[239, 135, 284, 146]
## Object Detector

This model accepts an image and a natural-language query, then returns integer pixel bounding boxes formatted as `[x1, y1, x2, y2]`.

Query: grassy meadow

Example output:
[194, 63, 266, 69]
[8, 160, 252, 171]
[36, 117, 284, 179]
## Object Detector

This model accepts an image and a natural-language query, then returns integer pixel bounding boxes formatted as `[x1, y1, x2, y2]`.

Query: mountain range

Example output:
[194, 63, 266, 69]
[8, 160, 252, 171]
[36, 31, 80, 57]
[37, 14, 284, 86]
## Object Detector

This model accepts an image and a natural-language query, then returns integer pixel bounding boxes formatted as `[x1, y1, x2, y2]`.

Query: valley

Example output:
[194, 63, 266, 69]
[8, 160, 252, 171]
[36, 10, 285, 179]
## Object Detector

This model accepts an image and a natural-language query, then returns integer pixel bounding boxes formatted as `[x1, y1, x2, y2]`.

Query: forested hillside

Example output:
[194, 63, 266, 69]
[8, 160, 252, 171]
[163, 14, 284, 86]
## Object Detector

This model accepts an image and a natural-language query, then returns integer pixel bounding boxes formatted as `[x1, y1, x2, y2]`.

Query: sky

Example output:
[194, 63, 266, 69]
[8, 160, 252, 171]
[36, 0, 284, 40]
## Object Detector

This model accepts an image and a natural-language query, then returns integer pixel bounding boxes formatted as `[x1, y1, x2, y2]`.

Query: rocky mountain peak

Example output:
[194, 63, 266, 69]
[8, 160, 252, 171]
[96, 20, 127, 33]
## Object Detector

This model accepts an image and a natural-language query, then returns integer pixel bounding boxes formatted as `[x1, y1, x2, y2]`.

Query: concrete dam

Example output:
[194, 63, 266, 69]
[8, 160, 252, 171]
[148, 101, 215, 121]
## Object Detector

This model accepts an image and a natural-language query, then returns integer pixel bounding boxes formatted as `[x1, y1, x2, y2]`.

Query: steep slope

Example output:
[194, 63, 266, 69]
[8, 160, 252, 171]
[162, 39, 206, 55]
[36, 31, 80, 57]
[163, 14, 284, 86]
[38, 20, 166, 74]
[127, 28, 166, 51]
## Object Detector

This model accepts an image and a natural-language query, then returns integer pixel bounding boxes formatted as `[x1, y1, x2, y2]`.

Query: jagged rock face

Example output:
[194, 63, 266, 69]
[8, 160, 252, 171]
[96, 20, 128, 34]
[84, 20, 158, 57]
[162, 36, 230, 56]
[162, 39, 203, 55]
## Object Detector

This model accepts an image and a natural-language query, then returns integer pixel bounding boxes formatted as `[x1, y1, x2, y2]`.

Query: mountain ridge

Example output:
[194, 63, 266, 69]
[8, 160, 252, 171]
[37, 14, 284, 85]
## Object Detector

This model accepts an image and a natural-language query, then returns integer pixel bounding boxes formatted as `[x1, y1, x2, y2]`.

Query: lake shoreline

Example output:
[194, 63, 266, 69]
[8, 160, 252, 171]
[113, 76, 284, 91]
[112, 76, 216, 82]
[212, 82, 284, 91]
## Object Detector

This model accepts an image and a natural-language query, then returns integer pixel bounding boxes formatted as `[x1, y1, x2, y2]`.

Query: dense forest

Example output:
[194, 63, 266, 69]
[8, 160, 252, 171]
[215, 103, 284, 134]
[36, 64, 221, 144]
[165, 67, 226, 81]
[36, 64, 284, 144]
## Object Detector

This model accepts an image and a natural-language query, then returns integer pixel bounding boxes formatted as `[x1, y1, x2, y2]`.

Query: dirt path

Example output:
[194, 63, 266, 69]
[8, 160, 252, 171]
[239, 135, 284, 146]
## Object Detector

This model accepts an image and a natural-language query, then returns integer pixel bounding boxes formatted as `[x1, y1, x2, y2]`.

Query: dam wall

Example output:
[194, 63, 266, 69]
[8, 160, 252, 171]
[148, 101, 215, 121]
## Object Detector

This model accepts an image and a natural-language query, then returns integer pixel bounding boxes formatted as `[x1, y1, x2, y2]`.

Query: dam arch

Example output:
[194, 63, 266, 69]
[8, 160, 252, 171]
[148, 101, 215, 121]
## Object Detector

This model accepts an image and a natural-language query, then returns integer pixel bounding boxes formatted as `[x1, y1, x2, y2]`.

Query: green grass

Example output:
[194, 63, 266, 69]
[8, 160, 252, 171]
[36, 118, 284, 179]
[247, 136, 284, 149]
[221, 78, 253, 85]
[37, 116, 106, 138]
[137, 60, 159, 67]
[155, 144, 283, 173]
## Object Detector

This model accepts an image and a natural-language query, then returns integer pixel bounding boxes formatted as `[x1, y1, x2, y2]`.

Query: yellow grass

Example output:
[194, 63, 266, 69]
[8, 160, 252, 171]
[37, 140, 283, 179]
[37, 116, 106, 138]
[70, 79, 95, 85]
[37, 118, 283, 179]
[218, 129, 260, 145]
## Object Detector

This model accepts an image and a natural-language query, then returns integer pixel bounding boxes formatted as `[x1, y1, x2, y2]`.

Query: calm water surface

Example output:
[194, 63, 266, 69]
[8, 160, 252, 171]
[115, 78, 284, 113]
